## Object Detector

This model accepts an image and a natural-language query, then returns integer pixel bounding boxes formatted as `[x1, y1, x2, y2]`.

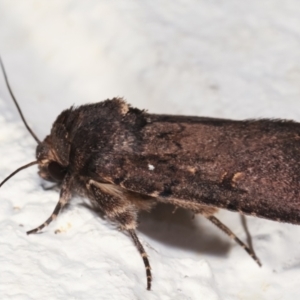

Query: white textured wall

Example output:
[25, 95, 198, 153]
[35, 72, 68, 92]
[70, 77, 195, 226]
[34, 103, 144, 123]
[1, 1, 300, 299]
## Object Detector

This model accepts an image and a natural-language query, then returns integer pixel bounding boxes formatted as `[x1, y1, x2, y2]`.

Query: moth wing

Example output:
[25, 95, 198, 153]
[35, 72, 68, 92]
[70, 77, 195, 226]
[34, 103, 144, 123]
[91, 115, 300, 224]
[94, 151, 239, 208]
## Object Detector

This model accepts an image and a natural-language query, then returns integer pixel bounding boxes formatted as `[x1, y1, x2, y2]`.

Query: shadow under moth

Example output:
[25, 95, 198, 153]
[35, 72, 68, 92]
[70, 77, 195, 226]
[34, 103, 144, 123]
[1, 58, 300, 290]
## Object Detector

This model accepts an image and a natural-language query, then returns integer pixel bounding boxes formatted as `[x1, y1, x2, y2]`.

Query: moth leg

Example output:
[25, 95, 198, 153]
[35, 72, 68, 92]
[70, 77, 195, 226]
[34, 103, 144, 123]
[88, 180, 152, 290]
[206, 215, 262, 267]
[240, 214, 257, 259]
[114, 212, 152, 290]
[128, 229, 152, 290]
[27, 174, 72, 235]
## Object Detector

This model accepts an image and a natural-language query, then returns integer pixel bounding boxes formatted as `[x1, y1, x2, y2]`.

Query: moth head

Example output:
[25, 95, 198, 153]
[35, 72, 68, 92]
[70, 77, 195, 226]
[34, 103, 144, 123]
[36, 135, 69, 183]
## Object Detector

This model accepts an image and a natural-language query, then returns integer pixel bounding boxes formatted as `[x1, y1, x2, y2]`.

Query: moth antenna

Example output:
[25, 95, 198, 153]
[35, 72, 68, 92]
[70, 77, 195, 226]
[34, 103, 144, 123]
[0, 161, 38, 188]
[0, 57, 41, 144]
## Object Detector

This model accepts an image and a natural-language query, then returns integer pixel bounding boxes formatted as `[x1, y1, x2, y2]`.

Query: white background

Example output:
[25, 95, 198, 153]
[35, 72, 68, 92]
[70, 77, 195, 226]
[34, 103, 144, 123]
[1, 1, 300, 299]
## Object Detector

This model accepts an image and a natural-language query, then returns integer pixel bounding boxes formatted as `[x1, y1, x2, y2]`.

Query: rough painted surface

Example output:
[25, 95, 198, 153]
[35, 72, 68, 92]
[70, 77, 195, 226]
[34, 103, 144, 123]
[1, 1, 300, 299]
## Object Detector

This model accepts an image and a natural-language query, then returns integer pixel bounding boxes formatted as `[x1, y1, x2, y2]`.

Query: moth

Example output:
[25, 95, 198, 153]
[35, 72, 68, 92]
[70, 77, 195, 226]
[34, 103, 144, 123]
[2, 58, 300, 291]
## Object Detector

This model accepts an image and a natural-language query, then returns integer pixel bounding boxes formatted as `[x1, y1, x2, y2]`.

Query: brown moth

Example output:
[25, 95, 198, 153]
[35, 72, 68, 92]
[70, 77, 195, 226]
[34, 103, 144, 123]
[2, 58, 300, 290]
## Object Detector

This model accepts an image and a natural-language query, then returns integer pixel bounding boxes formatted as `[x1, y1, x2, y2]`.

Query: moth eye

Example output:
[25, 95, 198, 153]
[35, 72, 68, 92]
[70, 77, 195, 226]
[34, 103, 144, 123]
[48, 161, 67, 182]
